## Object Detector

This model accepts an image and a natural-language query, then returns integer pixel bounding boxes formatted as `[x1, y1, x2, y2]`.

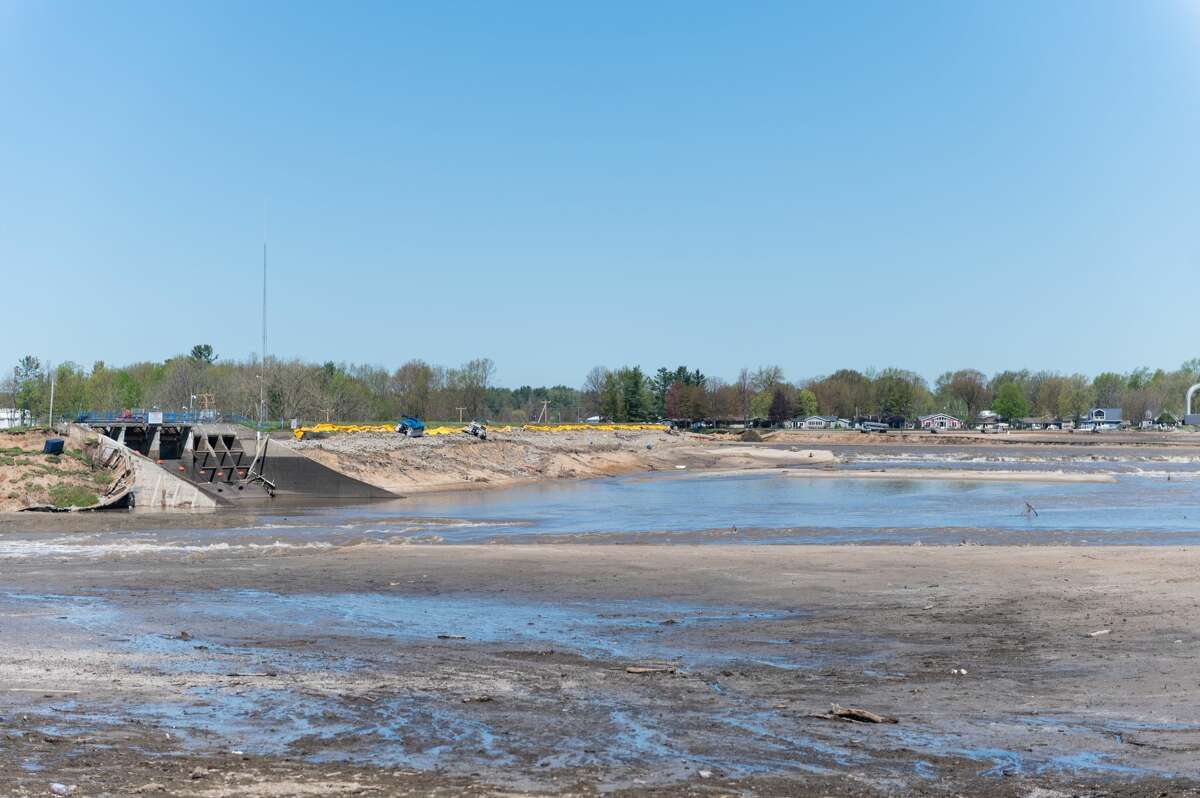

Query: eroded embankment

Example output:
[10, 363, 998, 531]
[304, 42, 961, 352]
[0, 429, 131, 512]
[282, 428, 738, 493]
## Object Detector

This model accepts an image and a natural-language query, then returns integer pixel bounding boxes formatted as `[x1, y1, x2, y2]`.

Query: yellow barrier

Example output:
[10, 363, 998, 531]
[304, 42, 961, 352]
[293, 423, 395, 440]
[425, 426, 463, 436]
[294, 422, 664, 440]
[425, 425, 514, 435]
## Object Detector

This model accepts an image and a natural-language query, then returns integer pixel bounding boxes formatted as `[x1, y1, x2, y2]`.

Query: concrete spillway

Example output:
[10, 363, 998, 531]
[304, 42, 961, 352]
[83, 422, 393, 505]
[177, 425, 394, 503]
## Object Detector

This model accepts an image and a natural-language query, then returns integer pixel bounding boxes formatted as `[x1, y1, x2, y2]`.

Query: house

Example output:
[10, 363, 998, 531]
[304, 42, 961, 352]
[788, 415, 850, 430]
[1155, 412, 1179, 428]
[1080, 408, 1122, 431]
[918, 413, 963, 431]
[1018, 416, 1059, 430]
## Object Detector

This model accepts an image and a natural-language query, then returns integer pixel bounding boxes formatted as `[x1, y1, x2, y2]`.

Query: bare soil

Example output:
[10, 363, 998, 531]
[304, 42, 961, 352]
[0, 430, 113, 512]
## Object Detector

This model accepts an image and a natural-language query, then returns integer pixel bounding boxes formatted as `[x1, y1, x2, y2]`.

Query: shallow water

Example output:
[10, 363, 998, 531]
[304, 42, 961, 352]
[3, 450, 1200, 558]
[364, 468, 1200, 540]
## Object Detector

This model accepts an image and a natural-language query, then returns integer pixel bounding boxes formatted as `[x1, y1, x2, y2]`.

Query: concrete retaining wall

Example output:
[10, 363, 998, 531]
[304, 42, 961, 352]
[68, 424, 219, 511]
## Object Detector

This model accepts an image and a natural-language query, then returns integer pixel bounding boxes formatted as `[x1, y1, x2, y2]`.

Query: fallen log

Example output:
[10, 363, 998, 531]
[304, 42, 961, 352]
[809, 703, 898, 724]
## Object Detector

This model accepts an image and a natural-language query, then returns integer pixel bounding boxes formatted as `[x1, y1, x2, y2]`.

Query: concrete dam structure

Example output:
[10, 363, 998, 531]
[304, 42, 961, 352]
[81, 420, 392, 506]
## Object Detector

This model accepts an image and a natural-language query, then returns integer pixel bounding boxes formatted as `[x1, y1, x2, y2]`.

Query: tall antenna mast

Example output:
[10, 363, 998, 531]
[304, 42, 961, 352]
[259, 227, 267, 429]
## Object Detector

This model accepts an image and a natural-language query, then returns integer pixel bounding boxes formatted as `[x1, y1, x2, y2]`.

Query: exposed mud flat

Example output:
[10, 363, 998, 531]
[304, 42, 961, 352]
[3, 544, 1200, 795]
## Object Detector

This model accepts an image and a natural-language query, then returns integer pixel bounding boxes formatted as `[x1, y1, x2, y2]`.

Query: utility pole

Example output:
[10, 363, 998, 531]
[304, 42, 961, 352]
[457, 407, 466, 423]
[47, 365, 55, 429]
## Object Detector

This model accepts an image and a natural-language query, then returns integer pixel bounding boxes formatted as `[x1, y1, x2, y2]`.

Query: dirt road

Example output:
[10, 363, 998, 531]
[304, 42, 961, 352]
[3, 543, 1199, 796]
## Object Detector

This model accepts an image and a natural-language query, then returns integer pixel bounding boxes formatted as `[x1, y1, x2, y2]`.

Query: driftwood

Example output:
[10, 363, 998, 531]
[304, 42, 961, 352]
[810, 703, 898, 724]
[625, 665, 677, 674]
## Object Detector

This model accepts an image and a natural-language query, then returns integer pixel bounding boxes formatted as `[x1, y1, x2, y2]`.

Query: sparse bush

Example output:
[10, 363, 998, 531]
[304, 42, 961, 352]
[47, 484, 98, 508]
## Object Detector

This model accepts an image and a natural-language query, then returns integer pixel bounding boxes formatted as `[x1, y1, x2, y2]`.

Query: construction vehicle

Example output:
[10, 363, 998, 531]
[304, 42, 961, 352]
[395, 416, 426, 437]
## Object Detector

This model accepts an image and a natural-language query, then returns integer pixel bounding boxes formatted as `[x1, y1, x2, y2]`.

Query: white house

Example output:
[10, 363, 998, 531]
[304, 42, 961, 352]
[0, 408, 25, 429]
[918, 413, 963, 431]
[793, 415, 850, 430]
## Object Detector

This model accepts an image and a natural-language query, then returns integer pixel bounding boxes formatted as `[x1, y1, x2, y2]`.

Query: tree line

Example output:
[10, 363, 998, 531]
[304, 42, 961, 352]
[4, 348, 1200, 426]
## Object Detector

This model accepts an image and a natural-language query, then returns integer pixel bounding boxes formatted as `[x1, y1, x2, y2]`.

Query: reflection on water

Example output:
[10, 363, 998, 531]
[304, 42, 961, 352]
[338, 468, 1200, 540]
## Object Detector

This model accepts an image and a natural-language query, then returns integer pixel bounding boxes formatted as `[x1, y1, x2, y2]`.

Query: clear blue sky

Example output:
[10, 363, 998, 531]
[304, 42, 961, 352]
[3, 1, 1198, 387]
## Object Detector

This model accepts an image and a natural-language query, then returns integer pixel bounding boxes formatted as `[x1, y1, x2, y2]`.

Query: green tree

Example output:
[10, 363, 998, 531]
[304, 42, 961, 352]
[189, 344, 217, 364]
[617, 366, 649, 421]
[1057, 375, 1091, 421]
[809, 369, 871, 418]
[113, 371, 143, 408]
[875, 374, 917, 420]
[794, 388, 819, 418]
[749, 389, 773, 420]
[651, 366, 704, 417]
[599, 372, 624, 420]
[14, 355, 44, 421]
[991, 382, 1030, 421]
[1091, 372, 1124, 408]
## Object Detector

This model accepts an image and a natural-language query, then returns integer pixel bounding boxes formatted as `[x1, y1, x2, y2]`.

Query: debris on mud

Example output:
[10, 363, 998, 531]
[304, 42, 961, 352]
[625, 664, 677, 674]
[809, 703, 898, 724]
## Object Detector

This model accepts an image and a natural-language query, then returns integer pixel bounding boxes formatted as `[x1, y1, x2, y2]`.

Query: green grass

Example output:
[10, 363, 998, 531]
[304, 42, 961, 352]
[47, 484, 98, 508]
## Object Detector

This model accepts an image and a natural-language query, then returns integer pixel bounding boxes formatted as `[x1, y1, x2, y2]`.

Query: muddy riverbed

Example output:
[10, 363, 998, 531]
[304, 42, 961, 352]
[2, 543, 1200, 796]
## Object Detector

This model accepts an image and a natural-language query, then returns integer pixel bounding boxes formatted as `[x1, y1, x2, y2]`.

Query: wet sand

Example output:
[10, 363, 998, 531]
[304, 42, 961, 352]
[2, 543, 1199, 796]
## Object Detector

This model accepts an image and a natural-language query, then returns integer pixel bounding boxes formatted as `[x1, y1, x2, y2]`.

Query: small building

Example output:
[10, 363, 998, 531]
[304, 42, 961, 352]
[1018, 416, 1059, 430]
[0, 408, 25, 429]
[918, 413, 963, 431]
